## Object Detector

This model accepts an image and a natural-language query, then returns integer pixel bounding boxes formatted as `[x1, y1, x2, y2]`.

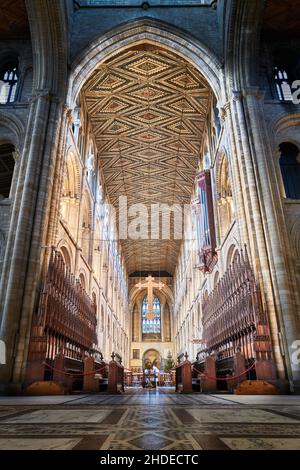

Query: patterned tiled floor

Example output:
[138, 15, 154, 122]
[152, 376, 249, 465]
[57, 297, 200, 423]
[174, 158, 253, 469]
[0, 387, 300, 450]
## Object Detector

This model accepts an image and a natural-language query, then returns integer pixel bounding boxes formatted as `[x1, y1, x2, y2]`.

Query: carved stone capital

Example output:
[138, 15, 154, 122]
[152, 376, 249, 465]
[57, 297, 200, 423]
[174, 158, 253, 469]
[65, 107, 74, 124]
[231, 90, 242, 102]
[219, 101, 230, 121]
[29, 89, 52, 103]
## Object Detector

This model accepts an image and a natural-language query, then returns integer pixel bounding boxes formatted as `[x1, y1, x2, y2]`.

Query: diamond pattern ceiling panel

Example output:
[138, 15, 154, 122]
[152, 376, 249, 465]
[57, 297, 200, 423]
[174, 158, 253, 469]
[83, 47, 211, 274]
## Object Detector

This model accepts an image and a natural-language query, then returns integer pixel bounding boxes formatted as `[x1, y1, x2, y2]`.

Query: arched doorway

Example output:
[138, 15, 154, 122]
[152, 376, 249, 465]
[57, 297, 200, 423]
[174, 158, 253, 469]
[143, 349, 161, 370]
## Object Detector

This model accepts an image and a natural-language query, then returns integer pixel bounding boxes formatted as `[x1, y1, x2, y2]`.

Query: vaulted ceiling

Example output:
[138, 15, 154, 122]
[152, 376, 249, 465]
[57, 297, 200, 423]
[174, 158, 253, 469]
[83, 46, 211, 274]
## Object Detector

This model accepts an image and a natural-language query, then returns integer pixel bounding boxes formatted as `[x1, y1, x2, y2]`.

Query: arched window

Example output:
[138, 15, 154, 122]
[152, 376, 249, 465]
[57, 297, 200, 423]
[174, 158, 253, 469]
[0, 65, 18, 104]
[274, 67, 292, 101]
[279, 142, 300, 199]
[213, 271, 219, 288]
[142, 295, 161, 334]
[79, 272, 86, 290]
[60, 246, 71, 270]
[0, 143, 15, 199]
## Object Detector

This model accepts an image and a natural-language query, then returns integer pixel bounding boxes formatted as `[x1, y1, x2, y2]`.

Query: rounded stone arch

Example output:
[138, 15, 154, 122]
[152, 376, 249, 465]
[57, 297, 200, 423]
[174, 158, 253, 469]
[270, 114, 300, 200]
[270, 111, 300, 140]
[59, 245, 72, 271]
[68, 18, 222, 108]
[63, 150, 81, 198]
[226, 243, 240, 269]
[213, 270, 220, 288]
[25, 1, 68, 99]
[225, 0, 265, 91]
[56, 238, 74, 268]
[0, 113, 25, 149]
[78, 271, 87, 290]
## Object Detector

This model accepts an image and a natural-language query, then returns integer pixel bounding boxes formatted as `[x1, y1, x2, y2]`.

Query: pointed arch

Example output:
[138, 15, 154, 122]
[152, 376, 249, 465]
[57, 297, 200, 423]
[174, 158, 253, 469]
[68, 18, 222, 108]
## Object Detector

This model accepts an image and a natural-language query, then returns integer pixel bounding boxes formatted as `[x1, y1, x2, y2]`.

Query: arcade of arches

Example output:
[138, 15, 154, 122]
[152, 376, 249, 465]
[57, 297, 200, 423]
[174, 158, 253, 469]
[0, 0, 300, 451]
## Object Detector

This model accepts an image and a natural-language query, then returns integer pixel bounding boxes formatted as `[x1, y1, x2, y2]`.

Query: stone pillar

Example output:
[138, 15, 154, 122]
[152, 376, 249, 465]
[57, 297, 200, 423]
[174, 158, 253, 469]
[0, 0, 68, 392]
[243, 88, 300, 388]
[0, 93, 65, 391]
[225, 89, 298, 389]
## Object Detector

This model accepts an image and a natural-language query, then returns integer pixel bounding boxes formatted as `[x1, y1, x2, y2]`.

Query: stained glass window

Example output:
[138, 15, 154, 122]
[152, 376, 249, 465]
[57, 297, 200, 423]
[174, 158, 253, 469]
[142, 295, 161, 334]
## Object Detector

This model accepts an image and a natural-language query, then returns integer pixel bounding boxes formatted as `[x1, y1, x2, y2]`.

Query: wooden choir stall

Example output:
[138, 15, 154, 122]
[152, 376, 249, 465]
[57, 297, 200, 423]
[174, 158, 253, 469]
[25, 248, 109, 394]
[194, 247, 278, 394]
[175, 353, 193, 393]
[108, 352, 125, 393]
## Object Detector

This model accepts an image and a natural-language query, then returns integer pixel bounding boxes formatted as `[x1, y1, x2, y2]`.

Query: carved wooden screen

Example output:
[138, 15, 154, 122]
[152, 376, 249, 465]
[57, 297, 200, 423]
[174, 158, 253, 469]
[201, 247, 273, 364]
[27, 248, 97, 370]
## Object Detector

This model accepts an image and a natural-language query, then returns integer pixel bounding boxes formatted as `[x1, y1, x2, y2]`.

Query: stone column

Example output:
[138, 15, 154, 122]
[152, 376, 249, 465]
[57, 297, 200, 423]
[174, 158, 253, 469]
[0, 91, 65, 390]
[243, 88, 300, 387]
[228, 88, 300, 389]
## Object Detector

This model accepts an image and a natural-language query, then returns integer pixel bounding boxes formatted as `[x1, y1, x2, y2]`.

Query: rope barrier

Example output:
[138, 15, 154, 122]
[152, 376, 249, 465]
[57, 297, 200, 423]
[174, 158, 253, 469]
[43, 362, 107, 377]
[195, 361, 255, 381]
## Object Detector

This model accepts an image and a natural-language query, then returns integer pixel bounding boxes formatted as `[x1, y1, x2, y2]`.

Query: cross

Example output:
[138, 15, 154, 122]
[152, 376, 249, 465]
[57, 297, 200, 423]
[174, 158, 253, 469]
[135, 275, 164, 317]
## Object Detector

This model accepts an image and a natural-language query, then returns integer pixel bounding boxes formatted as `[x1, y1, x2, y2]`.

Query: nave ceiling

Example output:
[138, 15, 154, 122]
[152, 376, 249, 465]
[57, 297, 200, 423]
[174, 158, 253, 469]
[83, 46, 211, 274]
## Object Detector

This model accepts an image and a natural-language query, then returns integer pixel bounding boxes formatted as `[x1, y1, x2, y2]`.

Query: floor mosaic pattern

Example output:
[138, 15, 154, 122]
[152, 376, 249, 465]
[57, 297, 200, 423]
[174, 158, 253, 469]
[0, 388, 299, 450]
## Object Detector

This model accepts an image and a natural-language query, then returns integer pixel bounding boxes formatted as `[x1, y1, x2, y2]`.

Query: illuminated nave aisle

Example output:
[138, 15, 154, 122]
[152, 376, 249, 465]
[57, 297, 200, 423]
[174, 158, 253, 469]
[0, 389, 300, 450]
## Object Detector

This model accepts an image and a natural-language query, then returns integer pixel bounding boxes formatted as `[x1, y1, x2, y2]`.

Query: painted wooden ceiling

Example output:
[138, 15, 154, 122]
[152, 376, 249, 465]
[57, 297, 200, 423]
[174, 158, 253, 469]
[83, 46, 210, 274]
